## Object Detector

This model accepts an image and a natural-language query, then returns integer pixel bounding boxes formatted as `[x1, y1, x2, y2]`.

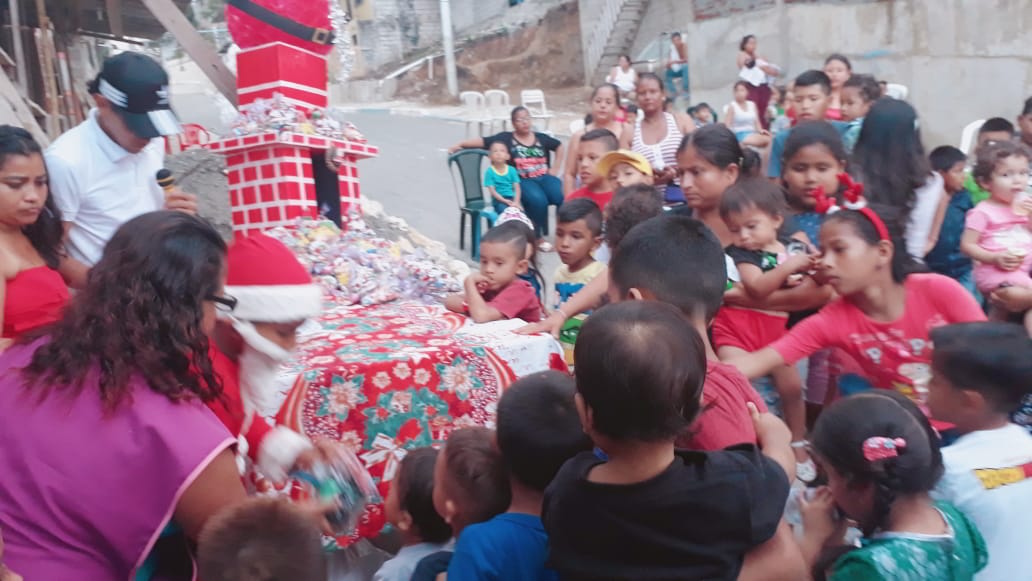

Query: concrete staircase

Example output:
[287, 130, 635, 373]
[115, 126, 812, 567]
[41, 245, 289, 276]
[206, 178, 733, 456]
[590, 0, 649, 86]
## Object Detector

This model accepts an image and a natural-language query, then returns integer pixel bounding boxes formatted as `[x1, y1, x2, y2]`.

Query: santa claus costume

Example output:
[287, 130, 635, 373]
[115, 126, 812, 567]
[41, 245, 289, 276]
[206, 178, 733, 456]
[209, 234, 324, 483]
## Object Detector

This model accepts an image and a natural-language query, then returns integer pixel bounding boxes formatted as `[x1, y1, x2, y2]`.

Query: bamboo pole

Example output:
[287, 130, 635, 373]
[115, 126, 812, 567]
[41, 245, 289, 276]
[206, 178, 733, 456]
[8, 0, 27, 94]
[33, 0, 59, 136]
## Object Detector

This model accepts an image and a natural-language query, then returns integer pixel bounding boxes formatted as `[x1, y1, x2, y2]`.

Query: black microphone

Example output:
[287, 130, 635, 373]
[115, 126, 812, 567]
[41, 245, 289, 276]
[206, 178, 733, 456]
[156, 168, 175, 193]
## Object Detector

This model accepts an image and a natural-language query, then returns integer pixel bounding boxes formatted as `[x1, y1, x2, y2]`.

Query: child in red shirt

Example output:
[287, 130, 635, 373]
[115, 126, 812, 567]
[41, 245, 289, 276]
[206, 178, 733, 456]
[445, 221, 542, 323]
[606, 214, 771, 451]
[567, 129, 619, 211]
[728, 196, 986, 427]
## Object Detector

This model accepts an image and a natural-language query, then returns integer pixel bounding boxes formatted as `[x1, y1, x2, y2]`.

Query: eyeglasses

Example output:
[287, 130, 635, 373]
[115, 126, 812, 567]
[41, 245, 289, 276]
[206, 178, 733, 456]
[207, 293, 238, 313]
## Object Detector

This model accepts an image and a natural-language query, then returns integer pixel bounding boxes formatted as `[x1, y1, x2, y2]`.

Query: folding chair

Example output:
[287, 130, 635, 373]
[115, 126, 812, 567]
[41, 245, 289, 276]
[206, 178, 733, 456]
[885, 83, 909, 101]
[459, 91, 490, 138]
[484, 89, 511, 133]
[520, 89, 555, 131]
[447, 149, 495, 259]
[959, 119, 985, 156]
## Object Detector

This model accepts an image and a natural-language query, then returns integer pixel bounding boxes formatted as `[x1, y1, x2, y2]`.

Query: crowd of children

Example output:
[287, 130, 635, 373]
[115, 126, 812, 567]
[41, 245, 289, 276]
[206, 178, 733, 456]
[402, 61, 1032, 580]
[8, 66, 1032, 581]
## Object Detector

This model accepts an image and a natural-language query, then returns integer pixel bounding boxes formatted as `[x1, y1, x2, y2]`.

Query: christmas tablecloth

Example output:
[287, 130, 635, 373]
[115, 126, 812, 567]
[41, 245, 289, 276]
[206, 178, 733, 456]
[268, 300, 565, 546]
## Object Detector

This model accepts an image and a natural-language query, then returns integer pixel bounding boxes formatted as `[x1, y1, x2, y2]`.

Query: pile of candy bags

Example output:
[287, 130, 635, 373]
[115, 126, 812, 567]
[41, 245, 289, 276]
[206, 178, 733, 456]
[266, 217, 462, 306]
[227, 93, 365, 142]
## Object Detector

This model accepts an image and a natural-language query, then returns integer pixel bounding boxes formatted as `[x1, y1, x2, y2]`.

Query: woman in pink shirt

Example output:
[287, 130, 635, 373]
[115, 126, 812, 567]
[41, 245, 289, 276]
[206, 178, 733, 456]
[728, 202, 985, 426]
[0, 211, 246, 579]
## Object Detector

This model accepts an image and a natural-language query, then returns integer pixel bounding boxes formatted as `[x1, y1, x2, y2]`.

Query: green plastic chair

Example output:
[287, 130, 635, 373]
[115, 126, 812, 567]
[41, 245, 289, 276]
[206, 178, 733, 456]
[448, 148, 496, 259]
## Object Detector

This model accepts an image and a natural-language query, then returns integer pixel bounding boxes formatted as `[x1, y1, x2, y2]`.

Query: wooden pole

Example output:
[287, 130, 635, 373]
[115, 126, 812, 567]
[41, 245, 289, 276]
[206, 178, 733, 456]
[138, 0, 238, 106]
[33, 0, 59, 136]
[0, 67, 49, 145]
[105, 0, 124, 39]
[8, 0, 27, 94]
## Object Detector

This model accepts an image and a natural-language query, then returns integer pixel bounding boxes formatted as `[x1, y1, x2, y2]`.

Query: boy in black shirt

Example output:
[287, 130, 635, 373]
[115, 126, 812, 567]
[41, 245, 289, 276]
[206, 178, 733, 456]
[542, 301, 793, 580]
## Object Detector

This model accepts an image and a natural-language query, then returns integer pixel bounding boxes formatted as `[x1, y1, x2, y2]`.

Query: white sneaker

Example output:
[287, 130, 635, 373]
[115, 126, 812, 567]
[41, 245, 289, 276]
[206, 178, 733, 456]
[796, 458, 817, 483]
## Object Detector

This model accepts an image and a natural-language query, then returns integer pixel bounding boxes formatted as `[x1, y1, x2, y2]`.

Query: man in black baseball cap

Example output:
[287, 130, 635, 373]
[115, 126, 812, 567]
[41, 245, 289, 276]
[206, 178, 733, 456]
[46, 51, 196, 288]
[88, 51, 183, 151]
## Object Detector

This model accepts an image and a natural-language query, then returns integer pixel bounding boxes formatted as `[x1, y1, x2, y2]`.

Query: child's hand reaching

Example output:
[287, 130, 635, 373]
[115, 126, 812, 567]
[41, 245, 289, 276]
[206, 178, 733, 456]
[747, 402, 794, 482]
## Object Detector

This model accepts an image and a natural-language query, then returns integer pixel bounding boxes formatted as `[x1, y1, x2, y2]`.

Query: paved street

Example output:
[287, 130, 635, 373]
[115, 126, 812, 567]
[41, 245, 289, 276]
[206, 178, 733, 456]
[351, 111, 561, 276]
[351, 111, 466, 257]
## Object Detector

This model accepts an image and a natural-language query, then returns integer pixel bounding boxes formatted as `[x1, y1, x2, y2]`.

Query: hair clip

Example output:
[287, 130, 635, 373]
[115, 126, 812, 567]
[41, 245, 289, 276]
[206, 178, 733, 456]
[862, 436, 906, 462]
[838, 173, 866, 209]
[812, 184, 837, 215]
[814, 173, 890, 241]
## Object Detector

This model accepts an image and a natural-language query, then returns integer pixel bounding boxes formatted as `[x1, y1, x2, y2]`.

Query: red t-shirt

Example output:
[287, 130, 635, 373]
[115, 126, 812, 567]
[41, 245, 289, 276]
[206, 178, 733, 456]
[770, 273, 986, 414]
[568, 187, 614, 211]
[481, 279, 542, 323]
[677, 361, 768, 450]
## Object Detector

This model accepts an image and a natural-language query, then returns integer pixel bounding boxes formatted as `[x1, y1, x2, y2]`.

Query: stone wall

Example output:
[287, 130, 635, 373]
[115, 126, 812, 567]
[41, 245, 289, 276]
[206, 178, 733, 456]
[624, 0, 1032, 147]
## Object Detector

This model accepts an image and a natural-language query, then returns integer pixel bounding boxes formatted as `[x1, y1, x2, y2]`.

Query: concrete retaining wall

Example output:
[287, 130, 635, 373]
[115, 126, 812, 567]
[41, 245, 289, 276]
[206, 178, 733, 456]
[352, 0, 510, 75]
[627, 0, 1032, 147]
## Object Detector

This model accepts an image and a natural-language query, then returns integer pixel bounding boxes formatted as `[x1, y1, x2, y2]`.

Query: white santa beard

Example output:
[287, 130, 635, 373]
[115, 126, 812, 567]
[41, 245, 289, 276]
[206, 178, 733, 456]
[234, 319, 294, 417]
[238, 346, 287, 418]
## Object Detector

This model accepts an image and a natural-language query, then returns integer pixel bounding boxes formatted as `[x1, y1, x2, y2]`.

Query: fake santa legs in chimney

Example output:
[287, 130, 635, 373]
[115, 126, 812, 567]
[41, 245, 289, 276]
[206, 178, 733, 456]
[208, 234, 324, 483]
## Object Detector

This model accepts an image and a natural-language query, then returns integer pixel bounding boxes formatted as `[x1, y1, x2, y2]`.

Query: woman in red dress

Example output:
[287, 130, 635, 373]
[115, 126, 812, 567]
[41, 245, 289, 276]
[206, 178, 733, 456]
[0, 125, 69, 347]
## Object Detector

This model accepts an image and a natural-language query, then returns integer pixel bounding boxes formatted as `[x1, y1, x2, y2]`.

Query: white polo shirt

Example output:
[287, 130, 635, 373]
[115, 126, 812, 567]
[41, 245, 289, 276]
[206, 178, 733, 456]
[46, 109, 166, 266]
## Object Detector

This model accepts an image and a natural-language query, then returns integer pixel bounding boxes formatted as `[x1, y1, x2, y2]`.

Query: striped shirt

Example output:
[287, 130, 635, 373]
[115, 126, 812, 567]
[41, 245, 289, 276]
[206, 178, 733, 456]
[632, 112, 684, 188]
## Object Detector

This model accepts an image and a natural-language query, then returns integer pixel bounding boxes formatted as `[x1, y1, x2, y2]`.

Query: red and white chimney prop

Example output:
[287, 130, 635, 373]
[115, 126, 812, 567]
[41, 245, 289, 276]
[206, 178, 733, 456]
[205, 0, 378, 238]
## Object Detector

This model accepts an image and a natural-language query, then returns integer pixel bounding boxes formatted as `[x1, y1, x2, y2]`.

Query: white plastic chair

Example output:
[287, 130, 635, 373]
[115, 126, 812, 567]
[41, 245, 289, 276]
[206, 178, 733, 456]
[460, 91, 490, 137]
[959, 119, 986, 156]
[568, 119, 585, 135]
[885, 83, 909, 100]
[483, 89, 511, 133]
[520, 89, 555, 131]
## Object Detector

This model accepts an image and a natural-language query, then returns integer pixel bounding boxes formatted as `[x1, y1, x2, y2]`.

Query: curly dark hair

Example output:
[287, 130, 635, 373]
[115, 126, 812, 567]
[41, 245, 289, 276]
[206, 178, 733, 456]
[0, 125, 64, 268]
[604, 184, 664, 249]
[20, 211, 227, 409]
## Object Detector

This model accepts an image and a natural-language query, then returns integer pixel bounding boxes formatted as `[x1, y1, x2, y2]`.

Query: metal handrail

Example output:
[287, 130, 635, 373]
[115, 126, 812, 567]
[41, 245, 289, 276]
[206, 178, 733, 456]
[379, 48, 465, 86]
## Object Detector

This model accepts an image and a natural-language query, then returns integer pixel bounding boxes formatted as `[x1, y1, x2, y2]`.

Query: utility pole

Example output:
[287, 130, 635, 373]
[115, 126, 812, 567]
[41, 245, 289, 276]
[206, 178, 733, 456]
[439, 0, 457, 97]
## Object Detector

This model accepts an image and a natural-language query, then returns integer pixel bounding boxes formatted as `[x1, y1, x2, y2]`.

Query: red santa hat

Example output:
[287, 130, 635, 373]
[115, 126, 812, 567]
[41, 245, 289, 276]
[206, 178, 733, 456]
[225, 234, 323, 322]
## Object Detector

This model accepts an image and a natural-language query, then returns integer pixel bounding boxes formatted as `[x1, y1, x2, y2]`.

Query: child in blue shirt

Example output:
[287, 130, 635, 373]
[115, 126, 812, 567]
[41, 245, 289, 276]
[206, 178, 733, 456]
[925, 146, 978, 299]
[448, 371, 591, 581]
[484, 141, 522, 215]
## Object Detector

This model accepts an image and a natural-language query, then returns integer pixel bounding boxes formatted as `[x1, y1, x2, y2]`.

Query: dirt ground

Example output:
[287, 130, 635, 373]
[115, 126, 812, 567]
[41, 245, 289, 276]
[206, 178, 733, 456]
[395, 2, 588, 110]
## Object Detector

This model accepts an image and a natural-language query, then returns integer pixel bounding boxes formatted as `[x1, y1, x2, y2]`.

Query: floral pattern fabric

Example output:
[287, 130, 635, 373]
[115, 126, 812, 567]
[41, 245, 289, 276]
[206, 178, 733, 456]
[266, 301, 565, 549]
[830, 502, 987, 580]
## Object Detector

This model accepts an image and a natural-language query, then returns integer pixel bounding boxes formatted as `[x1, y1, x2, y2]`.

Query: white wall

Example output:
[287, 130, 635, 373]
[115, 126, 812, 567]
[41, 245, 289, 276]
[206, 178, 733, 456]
[628, 0, 1032, 148]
